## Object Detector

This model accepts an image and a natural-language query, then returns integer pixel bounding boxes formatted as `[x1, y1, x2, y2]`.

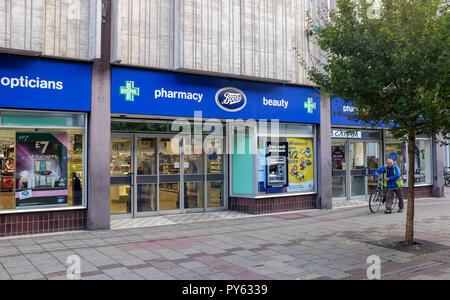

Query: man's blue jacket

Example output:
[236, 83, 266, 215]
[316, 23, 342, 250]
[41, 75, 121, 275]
[372, 165, 402, 189]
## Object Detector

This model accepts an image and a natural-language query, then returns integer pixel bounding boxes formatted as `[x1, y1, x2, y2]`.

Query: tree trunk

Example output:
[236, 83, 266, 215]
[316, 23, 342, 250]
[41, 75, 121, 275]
[405, 132, 416, 245]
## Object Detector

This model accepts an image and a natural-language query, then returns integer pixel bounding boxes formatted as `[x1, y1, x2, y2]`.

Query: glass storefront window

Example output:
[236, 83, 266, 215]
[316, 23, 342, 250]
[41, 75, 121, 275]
[332, 143, 346, 170]
[159, 138, 180, 175]
[137, 184, 157, 212]
[385, 139, 407, 184]
[206, 139, 223, 174]
[183, 138, 204, 174]
[159, 183, 180, 210]
[0, 113, 86, 211]
[332, 177, 346, 198]
[414, 139, 432, 185]
[110, 137, 132, 176]
[257, 134, 315, 195]
[385, 134, 433, 186]
[137, 138, 157, 175]
[207, 182, 224, 207]
[184, 182, 204, 209]
[110, 185, 131, 214]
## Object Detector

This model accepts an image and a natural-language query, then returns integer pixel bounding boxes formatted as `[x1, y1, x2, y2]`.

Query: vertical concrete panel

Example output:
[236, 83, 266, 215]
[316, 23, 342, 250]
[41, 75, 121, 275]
[318, 95, 332, 209]
[231, 0, 241, 74]
[44, 0, 56, 55]
[88, 0, 111, 231]
[291, 0, 323, 86]
[10, 1, 25, 50]
[31, 0, 44, 51]
[113, 0, 172, 69]
[79, 0, 91, 58]
[41, 0, 99, 60]
[0, 1, 6, 47]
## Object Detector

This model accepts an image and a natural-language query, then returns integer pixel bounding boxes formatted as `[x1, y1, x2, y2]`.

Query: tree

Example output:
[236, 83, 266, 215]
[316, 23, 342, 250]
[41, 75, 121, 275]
[303, 0, 449, 245]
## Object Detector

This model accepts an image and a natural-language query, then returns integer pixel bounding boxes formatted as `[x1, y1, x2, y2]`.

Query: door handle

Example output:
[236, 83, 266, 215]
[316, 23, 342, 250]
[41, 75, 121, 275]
[129, 173, 134, 187]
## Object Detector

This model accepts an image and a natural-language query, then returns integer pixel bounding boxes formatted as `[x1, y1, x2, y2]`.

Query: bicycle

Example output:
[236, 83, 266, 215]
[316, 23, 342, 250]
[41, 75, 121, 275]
[369, 174, 398, 213]
[444, 167, 450, 187]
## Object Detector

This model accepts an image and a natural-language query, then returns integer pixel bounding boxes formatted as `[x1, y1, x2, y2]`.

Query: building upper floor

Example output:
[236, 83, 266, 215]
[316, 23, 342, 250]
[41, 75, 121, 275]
[0, 0, 334, 86]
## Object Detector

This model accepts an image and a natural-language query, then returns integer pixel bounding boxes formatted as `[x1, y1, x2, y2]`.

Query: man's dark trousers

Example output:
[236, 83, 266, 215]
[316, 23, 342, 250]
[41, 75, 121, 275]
[386, 188, 404, 211]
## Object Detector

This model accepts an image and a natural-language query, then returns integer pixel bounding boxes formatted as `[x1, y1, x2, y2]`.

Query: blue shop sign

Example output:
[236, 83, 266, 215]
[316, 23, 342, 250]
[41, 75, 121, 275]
[0, 54, 91, 112]
[331, 98, 388, 127]
[111, 67, 320, 123]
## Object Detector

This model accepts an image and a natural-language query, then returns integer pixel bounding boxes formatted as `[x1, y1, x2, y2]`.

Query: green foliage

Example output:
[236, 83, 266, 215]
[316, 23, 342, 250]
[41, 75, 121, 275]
[307, 0, 449, 141]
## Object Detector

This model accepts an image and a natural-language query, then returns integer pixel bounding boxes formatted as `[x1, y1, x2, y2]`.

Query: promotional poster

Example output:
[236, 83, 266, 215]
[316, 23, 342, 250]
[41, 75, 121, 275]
[287, 138, 314, 192]
[332, 146, 346, 170]
[15, 132, 68, 207]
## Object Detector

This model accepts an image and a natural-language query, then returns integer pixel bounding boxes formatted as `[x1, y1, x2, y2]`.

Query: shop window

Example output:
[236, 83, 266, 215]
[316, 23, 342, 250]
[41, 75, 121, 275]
[385, 140, 408, 184]
[232, 136, 254, 195]
[257, 135, 315, 195]
[385, 136, 432, 186]
[414, 140, 432, 185]
[0, 112, 86, 212]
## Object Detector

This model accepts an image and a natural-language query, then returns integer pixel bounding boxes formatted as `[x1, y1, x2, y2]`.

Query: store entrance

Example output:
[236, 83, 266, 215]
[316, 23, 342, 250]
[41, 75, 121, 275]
[331, 139, 382, 201]
[110, 133, 226, 218]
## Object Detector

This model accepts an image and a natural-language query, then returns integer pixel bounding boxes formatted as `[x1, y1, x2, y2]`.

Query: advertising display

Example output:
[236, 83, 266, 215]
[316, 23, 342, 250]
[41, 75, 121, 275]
[287, 138, 315, 193]
[332, 146, 345, 169]
[15, 132, 68, 207]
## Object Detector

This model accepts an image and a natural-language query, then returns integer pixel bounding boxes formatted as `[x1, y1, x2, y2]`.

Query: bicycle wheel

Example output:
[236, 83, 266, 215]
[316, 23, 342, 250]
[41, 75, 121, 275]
[391, 193, 398, 211]
[369, 189, 383, 213]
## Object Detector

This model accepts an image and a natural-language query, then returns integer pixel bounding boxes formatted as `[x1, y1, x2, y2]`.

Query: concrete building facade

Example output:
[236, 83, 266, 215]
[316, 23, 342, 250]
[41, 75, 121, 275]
[0, 0, 445, 237]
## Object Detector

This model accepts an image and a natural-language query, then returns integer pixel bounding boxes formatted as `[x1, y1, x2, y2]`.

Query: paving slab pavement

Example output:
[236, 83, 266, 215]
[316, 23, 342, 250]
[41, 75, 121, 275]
[0, 196, 449, 280]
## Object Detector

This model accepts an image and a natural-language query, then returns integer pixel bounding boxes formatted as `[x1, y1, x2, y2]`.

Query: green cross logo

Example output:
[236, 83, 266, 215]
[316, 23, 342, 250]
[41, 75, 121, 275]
[304, 98, 316, 114]
[120, 81, 140, 102]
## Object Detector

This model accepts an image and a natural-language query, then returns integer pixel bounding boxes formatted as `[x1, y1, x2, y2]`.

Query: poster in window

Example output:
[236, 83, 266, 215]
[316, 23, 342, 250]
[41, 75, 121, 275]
[15, 132, 68, 207]
[287, 138, 314, 192]
[332, 146, 345, 169]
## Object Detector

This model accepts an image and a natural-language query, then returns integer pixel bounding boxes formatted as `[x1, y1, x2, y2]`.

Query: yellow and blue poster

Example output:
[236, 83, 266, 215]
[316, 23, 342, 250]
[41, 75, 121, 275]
[287, 138, 314, 192]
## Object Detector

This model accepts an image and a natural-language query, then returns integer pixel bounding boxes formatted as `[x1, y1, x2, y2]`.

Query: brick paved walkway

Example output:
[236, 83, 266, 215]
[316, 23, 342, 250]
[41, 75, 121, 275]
[0, 195, 449, 280]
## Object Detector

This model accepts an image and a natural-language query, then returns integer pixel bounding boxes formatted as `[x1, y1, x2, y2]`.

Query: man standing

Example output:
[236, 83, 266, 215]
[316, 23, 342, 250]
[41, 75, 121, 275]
[373, 159, 404, 214]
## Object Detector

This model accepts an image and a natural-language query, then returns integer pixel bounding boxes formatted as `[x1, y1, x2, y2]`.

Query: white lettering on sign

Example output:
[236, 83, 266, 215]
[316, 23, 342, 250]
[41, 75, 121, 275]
[154, 88, 203, 103]
[263, 96, 289, 109]
[343, 105, 357, 113]
[331, 130, 362, 139]
[0, 76, 63, 90]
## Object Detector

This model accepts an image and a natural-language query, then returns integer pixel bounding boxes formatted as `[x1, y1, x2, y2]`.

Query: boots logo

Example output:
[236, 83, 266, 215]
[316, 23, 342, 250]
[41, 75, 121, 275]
[215, 87, 247, 112]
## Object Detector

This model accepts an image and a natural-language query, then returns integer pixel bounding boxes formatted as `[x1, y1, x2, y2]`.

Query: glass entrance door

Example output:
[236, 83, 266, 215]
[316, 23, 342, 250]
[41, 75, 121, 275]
[111, 133, 227, 218]
[331, 139, 382, 201]
[158, 137, 181, 212]
[331, 142, 346, 198]
[110, 136, 133, 216]
[350, 141, 366, 198]
[366, 141, 382, 196]
[135, 137, 157, 213]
